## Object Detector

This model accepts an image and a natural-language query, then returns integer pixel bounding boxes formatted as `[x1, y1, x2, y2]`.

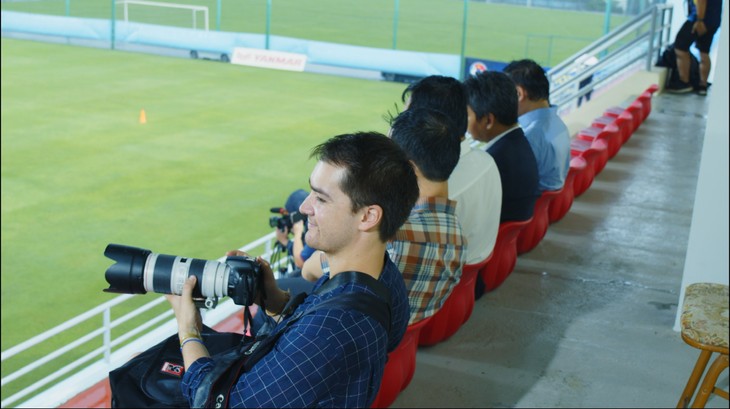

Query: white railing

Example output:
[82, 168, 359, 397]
[0, 232, 285, 408]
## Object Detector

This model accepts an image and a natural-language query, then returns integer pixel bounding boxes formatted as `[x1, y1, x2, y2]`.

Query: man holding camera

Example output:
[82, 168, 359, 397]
[166, 132, 418, 407]
[271, 189, 315, 276]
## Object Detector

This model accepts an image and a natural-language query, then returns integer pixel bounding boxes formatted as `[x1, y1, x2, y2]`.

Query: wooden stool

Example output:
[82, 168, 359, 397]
[676, 283, 729, 408]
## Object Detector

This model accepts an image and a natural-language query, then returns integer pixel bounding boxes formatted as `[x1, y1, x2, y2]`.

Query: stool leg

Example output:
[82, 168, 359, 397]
[677, 350, 713, 408]
[691, 353, 729, 408]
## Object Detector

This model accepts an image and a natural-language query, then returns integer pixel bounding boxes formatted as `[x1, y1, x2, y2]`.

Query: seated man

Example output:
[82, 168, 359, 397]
[504, 59, 571, 191]
[464, 71, 540, 223]
[166, 131, 418, 407]
[400, 75, 502, 265]
[387, 107, 466, 324]
[272, 188, 315, 276]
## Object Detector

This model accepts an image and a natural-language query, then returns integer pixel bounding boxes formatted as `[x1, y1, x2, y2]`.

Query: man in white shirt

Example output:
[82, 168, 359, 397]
[400, 75, 502, 265]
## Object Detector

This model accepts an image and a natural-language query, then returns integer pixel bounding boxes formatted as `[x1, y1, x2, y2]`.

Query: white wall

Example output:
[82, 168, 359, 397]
[673, 1, 729, 331]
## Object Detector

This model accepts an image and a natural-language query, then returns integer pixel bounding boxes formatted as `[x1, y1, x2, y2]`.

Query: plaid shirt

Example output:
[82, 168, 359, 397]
[181, 256, 410, 408]
[387, 196, 466, 324]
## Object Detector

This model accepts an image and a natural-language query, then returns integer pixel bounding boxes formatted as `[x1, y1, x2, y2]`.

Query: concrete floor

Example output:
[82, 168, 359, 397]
[391, 92, 728, 408]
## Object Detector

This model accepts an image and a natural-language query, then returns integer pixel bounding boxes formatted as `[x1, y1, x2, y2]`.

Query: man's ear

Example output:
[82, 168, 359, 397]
[515, 85, 526, 102]
[359, 205, 383, 233]
[483, 112, 496, 130]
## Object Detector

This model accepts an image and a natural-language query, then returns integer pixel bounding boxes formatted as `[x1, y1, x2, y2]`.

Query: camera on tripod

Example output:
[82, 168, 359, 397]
[269, 207, 307, 231]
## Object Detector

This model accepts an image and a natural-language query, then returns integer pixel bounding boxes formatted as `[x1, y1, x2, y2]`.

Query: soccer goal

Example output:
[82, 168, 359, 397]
[117, 0, 209, 31]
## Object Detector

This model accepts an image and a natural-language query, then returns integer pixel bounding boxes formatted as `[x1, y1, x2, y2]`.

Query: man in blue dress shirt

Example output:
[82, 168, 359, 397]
[504, 59, 571, 192]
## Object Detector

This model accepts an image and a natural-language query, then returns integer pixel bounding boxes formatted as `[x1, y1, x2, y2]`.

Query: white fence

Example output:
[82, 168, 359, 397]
[0, 232, 281, 408]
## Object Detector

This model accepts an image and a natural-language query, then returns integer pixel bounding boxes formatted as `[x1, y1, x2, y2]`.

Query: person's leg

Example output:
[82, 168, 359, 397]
[699, 52, 711, 86]
[675, 48, 692, 84]
[668, 21, 696, 93]
[694, 26, 718, 95]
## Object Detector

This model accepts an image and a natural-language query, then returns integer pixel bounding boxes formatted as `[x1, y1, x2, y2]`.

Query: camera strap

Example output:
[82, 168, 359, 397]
[198, 271, 392, 408]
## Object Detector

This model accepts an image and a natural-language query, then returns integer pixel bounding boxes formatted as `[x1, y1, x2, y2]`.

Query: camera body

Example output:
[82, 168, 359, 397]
[103, 244, 262, 309]
[269, 209, 307, 232]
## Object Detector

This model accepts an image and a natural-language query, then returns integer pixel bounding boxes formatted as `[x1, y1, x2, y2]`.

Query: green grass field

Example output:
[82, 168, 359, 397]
[0, 37, 407, 397]
[0, 1, 630, 402]
[0, 0, 628, 66]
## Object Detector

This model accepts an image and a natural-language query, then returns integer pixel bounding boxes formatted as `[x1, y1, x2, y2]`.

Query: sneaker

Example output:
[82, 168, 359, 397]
[696, 84, 708, 96]
[666, 80, 693, 94]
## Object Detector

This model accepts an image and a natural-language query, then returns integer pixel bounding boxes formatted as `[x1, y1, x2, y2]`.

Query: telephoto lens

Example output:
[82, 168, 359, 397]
[103, 243, 262, 308]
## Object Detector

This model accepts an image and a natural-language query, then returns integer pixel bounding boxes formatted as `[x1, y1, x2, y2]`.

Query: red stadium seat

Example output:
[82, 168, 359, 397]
[418, 253, 491, 346]
[371, 317, 433, 408]
[516, 188, 563, 254]
[602, 108, 635, 144]
[548, 164, 578, 223]
[597, 123, 622, 161]
[636, 91, 653, 121]
[480, 218, 532, 292]
[572, 136, 608, 176]
[627, 100, 645, 130]
[578, 124, 620, 160]
[570, 155, 593, 197]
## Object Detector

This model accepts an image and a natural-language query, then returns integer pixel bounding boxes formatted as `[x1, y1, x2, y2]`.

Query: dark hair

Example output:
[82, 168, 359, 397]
[400, 75, 468, 141]
[503, 59, 550, 101]
[463, 71, 519, 125]
[389, 108, 460, 182]
[310, 132, 419, 241]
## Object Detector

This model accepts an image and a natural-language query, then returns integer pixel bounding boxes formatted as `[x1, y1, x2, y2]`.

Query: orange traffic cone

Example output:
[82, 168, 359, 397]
[139, 109, 147, 124]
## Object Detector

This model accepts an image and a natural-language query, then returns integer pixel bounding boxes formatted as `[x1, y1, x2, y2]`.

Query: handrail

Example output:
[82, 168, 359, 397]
[547, 4, 673, 113]
[0, 231, 281, 408]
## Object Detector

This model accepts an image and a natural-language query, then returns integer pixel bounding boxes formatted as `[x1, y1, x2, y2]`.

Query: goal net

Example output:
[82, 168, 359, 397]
[116, 0, 209, 31]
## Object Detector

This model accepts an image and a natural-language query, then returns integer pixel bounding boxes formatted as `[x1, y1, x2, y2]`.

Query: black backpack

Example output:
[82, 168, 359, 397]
[108, 271, 391, 408]
[656, 43, 701, 89]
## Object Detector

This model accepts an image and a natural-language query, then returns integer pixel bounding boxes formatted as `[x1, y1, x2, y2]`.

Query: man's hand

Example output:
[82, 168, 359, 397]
[226, 250, 289, 314]
[165, 276, 202, 335]
[275, 226, 290, 246]
[692, 20, 708, 36]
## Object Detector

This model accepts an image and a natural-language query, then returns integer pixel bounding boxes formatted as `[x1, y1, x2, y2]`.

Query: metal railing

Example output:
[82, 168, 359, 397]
[0, 232, 284, 408]
[547, 4, 673, 113]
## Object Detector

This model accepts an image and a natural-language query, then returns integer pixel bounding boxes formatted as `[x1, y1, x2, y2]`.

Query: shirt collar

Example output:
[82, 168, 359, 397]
[485, 124, 520, 149]
[412, 196, 458, 215]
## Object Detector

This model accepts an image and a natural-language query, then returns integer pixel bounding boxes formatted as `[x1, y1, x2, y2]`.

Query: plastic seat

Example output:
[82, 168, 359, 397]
[371, 316, 433, 408]
[516, 188, 562, 254]
[571, 137, 608, 178]
[676, 283, 729, 409]
[627, 100, 644, 130]
[548, 165, 577, 223]
[418, 254, 491, 346]
[598, 123, 622, 159]
[636, 91, 653, 121]
[479, 218, 532, 292]
[578, 124, 620, 160]
[570, 155, 593, 197]
[602, 108, 635, 144]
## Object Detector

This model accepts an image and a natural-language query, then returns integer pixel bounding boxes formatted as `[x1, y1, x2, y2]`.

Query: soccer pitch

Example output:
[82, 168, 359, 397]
[0, 0, 627, 66]
[0, 37, 405, 353]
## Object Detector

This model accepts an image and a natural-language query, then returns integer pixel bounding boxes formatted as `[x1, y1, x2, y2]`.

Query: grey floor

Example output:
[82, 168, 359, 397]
[391, 92, 728, 408]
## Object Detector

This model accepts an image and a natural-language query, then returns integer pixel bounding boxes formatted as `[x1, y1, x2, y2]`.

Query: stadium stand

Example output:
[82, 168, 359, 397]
[9, 3, 713, 408]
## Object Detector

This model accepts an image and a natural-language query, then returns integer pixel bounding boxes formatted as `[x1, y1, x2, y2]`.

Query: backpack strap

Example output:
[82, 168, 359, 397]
[197, 273, 391, 408]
